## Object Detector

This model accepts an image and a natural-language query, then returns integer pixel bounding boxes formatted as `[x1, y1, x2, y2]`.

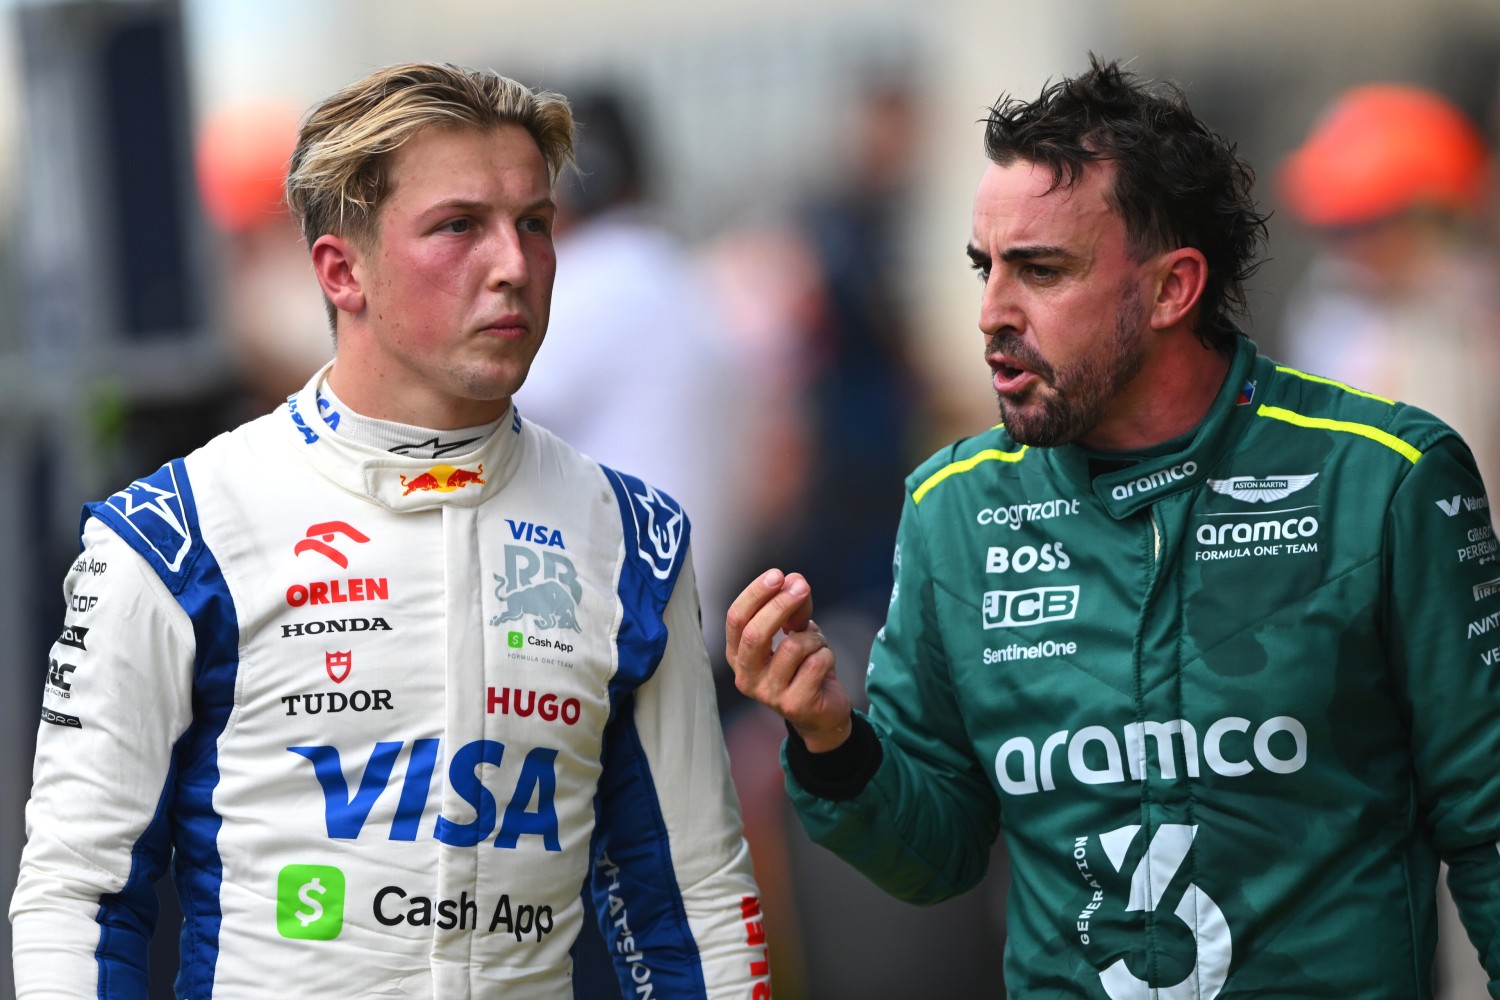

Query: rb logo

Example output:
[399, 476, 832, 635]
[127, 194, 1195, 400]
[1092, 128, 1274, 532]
[277, 864, 346, 940]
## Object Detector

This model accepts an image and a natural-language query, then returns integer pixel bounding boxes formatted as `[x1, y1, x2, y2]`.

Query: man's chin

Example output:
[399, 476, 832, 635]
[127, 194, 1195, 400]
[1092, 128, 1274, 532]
[997, 400, 1084, 449]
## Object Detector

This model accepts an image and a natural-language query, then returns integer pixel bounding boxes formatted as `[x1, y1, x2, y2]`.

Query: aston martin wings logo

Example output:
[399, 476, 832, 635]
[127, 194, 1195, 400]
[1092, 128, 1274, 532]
[1208, 473, 1319, 503]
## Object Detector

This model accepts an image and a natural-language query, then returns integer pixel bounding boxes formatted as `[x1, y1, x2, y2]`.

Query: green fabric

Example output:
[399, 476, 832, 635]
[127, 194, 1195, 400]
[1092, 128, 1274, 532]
[788, 337, 1500, 998]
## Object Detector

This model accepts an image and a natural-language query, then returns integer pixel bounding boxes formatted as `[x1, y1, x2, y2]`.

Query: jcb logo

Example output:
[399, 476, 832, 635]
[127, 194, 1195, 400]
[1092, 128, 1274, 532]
[981, 586, 1078, 629]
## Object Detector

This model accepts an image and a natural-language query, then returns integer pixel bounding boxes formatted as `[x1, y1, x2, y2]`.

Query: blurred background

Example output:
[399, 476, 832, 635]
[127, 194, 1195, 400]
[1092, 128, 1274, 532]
[2, 0, 1499, 996]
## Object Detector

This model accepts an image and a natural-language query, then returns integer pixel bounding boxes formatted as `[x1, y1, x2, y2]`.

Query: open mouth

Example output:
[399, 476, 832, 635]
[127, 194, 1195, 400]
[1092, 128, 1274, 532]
[990, 355, 1038, 394]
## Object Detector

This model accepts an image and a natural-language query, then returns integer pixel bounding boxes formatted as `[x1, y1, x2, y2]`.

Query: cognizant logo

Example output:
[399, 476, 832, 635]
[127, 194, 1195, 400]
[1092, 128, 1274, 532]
[975, 497, 1080, 529]
[995, 715, 1307, 795]
[1110, 461, 1198, 501]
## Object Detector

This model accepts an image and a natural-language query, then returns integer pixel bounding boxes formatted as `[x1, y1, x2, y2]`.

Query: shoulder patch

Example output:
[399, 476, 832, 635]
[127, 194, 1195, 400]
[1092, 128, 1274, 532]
[89, 460, 200, 583]
[605, 469, 689, 584]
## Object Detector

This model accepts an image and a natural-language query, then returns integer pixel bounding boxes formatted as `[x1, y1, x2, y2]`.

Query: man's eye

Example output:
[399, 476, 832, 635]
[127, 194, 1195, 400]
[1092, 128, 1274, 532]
[1026, 264, 1058, 280]
[969, 261, 990, 282]
[521, 217, 549, 234]
[442, 218, 472, 234]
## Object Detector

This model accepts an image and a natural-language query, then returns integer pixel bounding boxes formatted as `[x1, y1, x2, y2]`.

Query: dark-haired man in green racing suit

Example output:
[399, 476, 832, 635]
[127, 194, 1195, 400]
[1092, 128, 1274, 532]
[727, 57, 1500, 998]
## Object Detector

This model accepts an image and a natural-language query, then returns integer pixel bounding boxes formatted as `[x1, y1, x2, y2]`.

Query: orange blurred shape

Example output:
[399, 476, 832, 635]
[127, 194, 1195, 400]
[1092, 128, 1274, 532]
[195, 102, 301, 233]
[1280, 84, 1489, 228]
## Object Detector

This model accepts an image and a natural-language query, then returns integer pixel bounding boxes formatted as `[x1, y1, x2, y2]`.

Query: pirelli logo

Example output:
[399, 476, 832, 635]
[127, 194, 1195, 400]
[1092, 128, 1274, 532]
[1475, 578, 1500, 602]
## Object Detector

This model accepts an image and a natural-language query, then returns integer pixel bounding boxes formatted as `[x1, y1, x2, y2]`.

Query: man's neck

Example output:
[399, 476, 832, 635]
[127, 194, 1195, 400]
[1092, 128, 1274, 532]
[317, 381, 506, 459]
[1078, 337, 1234, 453]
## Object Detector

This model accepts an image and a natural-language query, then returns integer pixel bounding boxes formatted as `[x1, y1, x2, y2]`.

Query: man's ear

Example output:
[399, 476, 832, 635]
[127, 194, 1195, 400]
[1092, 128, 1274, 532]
[1149, 247, 1208, 330]
[310, 234, 366, 316]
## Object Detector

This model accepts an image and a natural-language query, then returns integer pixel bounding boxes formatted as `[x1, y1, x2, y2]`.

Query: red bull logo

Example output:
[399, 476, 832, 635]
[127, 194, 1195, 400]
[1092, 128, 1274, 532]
[400, 464, 485, 496]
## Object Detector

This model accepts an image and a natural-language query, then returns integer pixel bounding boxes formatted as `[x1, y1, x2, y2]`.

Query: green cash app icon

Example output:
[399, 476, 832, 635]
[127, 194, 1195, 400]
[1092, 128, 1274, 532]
[508, 631, 524, 649]
[276, 864, 346, 940]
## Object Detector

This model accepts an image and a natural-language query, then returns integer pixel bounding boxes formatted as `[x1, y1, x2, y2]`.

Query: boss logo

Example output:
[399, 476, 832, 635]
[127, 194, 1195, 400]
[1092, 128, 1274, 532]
[985, 543, 1069, 574]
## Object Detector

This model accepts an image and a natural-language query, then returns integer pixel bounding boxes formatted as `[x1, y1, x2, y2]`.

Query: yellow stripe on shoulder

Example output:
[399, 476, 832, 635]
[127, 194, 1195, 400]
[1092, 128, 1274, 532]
[1256, 404, 1421, 464]
[913, 445, 1028, 504]
[1273, 365, 1395, 404]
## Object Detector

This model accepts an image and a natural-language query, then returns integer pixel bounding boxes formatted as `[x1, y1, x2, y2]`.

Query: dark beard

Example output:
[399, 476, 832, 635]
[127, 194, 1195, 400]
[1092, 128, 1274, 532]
[993, 287, 1146, 447]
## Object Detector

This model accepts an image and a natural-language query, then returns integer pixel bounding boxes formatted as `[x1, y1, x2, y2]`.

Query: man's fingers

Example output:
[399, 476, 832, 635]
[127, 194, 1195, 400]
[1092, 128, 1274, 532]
[780, 640, 837, 710]
[779, 573, 815, 633]
[740, 620, 829, 708]
[725, 569, 815, 672]
[725, 568, 786, 655]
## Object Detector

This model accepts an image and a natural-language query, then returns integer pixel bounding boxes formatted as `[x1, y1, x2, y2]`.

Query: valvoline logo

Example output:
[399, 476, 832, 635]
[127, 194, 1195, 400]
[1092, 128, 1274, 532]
[400, 464, 485, 496]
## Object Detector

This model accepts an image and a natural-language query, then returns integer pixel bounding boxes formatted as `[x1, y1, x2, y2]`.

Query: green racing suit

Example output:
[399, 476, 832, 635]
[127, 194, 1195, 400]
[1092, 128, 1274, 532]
[787, 336, 1500, 998]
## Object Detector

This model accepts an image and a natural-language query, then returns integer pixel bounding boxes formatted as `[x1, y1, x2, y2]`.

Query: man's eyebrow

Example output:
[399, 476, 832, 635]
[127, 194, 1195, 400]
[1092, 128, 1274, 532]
[965, 242, 989, 262]
[425, 195, 556, 215]
[1000, 244, 1075, 263]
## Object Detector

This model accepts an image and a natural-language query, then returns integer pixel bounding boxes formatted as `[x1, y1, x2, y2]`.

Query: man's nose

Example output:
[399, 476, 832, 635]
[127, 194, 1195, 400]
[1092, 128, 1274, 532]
[978, 272, 1021, 336]
[487, 227, 530, 288]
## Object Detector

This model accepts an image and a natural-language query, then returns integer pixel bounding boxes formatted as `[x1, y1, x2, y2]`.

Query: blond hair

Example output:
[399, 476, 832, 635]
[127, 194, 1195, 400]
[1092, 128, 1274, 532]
[285, 62, 575, 251]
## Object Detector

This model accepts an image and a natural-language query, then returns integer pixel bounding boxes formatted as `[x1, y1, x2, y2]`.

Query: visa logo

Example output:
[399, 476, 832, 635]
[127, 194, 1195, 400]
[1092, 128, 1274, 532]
[506, 520, 566, 549]
[288, 739, 560, 850]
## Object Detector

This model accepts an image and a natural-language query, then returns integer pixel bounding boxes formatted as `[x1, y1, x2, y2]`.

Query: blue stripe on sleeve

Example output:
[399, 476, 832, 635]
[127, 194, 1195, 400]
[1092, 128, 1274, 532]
[601, 467, 689, 703]
[587, 704, 707, 999]
[86, 459, 238, 997]
[588, 467, 706, 995]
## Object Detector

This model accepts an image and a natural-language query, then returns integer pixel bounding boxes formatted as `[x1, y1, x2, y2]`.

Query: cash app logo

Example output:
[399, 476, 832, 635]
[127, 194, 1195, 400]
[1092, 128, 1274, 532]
[276, 863, 345, 940]
[508, 631, 525, 649]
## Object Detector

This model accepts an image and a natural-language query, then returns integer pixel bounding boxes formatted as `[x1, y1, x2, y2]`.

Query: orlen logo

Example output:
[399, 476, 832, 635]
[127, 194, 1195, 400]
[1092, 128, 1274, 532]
[982, 586, 1079, 629]
[400, 464, 485, 496]
[286, 578, 389, 607]
[294, 522, 370, 568]
[1110, 461, 1197, 501]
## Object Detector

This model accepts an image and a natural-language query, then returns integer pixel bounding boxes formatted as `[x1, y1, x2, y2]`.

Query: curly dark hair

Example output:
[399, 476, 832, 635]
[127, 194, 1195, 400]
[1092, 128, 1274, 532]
[983, 55, 1269, 352]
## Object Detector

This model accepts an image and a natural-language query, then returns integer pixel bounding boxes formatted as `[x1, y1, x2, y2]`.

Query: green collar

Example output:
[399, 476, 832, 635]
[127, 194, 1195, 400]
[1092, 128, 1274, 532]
[1044, 336, 1264, 520]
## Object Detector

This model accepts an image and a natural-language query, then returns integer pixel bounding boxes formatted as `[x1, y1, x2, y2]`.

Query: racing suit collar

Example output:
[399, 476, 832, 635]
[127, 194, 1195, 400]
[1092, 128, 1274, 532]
[1050, 335, 1262, 520]
[279, 361, 525, 512]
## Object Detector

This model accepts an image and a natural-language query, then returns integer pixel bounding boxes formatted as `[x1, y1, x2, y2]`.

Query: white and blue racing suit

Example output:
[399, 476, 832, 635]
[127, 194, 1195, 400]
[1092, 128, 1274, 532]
[11, 364, 771, 999]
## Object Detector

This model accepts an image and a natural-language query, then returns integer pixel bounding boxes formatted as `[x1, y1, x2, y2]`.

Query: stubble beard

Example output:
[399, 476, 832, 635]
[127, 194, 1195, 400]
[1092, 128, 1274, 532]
[993, 287, 1147, 447]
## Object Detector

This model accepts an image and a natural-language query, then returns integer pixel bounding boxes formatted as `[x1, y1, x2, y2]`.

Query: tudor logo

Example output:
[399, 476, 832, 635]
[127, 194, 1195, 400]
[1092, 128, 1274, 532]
[1208, 473, 1318, 504]
[326, 651, 351, 684]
